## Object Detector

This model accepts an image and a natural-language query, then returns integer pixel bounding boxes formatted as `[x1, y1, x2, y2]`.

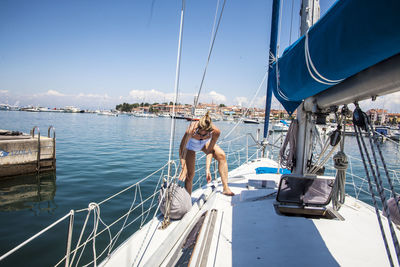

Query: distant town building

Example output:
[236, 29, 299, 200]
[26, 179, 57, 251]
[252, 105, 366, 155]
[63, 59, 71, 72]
[194, 108, 207, 116]
[366, 109, 388, 125]
[387, 113, 400, 125]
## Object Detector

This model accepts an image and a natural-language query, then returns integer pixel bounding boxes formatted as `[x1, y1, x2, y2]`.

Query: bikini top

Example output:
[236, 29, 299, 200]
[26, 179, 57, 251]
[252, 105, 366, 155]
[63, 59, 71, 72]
[186, 129, 212, 152]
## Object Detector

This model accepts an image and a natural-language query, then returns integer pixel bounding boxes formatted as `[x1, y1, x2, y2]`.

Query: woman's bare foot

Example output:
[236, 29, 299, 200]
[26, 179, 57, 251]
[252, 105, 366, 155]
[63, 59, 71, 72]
[222, 188, 235, 196]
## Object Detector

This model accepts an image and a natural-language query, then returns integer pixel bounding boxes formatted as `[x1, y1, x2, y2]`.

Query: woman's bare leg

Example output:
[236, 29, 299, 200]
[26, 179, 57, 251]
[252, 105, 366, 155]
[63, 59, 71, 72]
[184, 150, 196, 195]
[204, 144, 234, 196]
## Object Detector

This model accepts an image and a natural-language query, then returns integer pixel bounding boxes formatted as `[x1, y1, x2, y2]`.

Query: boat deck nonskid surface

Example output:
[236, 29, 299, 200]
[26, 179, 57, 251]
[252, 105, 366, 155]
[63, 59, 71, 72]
[101, 158, 398, 267]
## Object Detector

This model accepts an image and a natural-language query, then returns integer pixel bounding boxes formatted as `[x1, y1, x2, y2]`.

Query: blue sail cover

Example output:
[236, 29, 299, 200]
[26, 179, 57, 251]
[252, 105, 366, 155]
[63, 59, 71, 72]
[271, 0, 400, 114]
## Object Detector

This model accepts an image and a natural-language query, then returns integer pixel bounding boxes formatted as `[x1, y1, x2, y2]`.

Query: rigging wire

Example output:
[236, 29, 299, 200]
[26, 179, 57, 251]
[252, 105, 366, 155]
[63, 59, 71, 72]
[275, 0, 293, 103]
[289, 0, 295, 45]
[193, 0, 227, 109]
[209, 0, 221, 52]
[167, 0, 186, 182]
[221, 70, 268, 141]
[164, 0, 187, 228]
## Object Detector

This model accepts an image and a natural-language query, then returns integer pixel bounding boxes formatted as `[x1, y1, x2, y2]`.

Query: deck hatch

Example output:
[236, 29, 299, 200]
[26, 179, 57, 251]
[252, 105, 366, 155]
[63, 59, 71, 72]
[276, 174, 335, 206]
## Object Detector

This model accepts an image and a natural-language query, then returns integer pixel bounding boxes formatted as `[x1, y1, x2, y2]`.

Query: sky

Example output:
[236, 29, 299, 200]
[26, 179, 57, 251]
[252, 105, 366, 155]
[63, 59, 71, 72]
[1, 0, 399, 112]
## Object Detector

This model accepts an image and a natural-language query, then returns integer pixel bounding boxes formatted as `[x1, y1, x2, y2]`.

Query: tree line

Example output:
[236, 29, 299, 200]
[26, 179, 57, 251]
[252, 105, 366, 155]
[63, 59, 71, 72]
[116, 102, 227, 113]
[116, 102, 177, 113]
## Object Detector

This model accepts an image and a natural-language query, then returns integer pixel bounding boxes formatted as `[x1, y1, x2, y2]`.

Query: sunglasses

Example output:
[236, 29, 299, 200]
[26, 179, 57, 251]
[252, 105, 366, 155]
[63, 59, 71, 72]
[196, 128, 211, 137]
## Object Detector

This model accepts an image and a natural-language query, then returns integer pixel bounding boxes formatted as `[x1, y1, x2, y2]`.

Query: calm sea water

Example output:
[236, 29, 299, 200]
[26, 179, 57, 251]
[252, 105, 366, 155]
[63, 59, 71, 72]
[0, 111, 399, 266]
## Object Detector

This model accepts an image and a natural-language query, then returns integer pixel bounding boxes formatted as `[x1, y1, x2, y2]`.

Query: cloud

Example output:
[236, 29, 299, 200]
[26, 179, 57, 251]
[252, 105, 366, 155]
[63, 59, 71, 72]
[77, 93, 109, 98]
[208, 91, 227, 103]
[359, 91, 400, 113]
[46, 90, 65, 96]
[234, 97, 248, 106]
[3, 87, 400, 112]
[255, 96, 266, 108]
[129, 89, 175, 102]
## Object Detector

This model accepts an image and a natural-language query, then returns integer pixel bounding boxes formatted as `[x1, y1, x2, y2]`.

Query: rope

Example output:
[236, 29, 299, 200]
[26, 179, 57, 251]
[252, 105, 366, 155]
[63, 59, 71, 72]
[354, 124, 395, 267]
[304, 31, 344, 85]
[279, 119, 298, 170]
[132, 182, 169, 267]
[90, 203, 100, 267]
[309, 109, 349, 175]
[362, 116, 400, 264]
[108, 185, 139, 253]
[331, 107, 349, 211]
[70, 207, 92, 267]
[372, 128, 400, 219]
[331, 151, 348, 210]
[3, 161, 173, 266]
[310, 141, 339, 175]
[96, 162, 168, 207]
[2, 129, 267, 266]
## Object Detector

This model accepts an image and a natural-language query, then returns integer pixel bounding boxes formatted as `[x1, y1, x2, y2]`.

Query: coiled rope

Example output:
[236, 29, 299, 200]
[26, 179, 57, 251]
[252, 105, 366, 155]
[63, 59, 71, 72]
[331, 151, 348, 210]
[331, 108, 348, 210]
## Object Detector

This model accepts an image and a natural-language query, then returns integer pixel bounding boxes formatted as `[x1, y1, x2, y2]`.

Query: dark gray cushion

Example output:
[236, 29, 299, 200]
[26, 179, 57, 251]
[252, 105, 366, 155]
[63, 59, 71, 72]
[383, 197, 400, 225]
[159, 183, 192, 220]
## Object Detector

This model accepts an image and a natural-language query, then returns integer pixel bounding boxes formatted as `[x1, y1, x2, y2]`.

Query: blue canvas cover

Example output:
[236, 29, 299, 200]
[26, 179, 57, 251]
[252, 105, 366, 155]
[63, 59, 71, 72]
[271, 0, 400, 114]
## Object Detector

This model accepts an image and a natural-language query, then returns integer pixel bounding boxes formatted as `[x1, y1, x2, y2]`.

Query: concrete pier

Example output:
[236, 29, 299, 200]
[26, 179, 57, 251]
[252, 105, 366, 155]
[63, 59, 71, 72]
[0, 127, 56, 178]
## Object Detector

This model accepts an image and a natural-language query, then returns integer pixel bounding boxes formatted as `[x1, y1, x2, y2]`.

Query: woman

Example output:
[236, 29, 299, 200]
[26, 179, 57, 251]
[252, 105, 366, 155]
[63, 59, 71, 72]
[179, 112, 234, 196]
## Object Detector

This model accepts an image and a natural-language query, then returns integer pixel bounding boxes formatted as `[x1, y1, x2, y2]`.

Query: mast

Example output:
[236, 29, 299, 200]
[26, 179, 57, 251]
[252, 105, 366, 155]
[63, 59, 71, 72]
[263, 0, 281, 140]
[300, 0, 320, 35]
[294, 0, 320, 174]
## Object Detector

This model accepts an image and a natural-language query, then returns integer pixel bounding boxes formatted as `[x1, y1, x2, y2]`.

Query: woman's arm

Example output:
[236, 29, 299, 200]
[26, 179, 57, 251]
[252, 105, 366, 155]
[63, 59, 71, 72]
[205, 125, 220, 154]
[205, 153, 213, 183]
[178, 122, 196, 181]
[179, 122, 196, 158]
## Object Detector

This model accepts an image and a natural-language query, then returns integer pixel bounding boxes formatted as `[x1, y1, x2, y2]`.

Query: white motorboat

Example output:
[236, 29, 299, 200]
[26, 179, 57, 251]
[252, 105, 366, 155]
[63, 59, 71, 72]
[271, 120, 289, 132]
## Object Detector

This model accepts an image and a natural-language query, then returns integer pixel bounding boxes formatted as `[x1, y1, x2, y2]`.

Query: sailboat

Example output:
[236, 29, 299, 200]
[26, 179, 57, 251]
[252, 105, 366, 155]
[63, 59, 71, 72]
[1, 0, 400, 266]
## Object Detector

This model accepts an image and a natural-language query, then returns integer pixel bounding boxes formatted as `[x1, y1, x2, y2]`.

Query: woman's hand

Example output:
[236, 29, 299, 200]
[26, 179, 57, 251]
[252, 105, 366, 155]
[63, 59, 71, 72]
[206, 171, 212, 183]
[179, 161, 187, 181]
[179, 169, 186, 181]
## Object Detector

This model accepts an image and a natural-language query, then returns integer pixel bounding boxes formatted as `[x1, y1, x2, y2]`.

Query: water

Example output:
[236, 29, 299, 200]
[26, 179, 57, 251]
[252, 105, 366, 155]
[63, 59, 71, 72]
[0, 111, 399, 266]
[0, 111, 259, 266]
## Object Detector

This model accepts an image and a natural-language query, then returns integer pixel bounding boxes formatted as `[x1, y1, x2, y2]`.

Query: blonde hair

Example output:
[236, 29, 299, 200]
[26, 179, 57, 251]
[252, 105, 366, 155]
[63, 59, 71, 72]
[198, 112, 213, 131]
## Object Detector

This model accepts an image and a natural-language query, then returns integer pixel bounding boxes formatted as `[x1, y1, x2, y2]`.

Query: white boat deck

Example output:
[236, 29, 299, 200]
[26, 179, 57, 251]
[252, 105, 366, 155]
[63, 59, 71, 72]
[100, 158, 399, 267]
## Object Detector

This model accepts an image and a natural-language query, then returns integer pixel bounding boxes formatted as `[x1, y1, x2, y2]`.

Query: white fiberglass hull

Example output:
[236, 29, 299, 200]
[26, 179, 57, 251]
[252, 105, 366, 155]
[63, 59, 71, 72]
[100, 158, 398, 267]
